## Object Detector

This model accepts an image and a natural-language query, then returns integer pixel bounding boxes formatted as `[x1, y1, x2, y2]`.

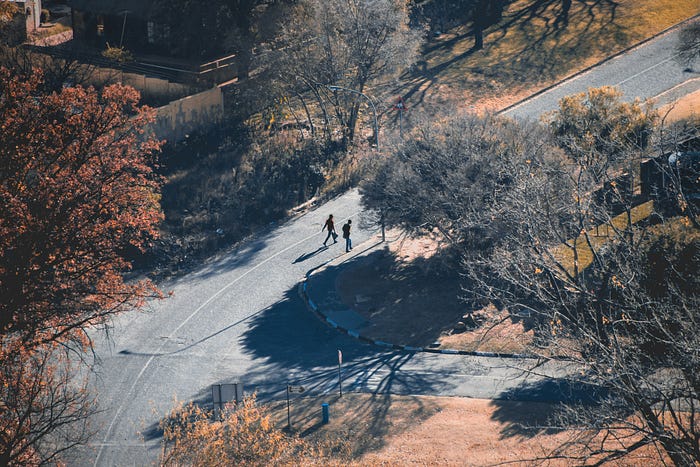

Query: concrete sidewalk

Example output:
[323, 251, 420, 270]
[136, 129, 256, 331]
[301, 239, 381, 339]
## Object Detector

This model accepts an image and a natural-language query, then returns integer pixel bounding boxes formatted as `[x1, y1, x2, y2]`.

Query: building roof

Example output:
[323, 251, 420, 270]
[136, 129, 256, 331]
[67, 0, 156, 18]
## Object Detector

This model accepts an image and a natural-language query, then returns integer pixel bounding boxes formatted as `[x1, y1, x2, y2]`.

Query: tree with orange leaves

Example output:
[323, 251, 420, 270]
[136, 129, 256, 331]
[0, 68, 163, 465]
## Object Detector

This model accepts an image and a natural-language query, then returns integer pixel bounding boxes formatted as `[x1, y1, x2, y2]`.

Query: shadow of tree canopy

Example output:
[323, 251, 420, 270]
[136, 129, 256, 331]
[333, 247, 467, 348]
[140, 277, 457, 448]
[397, 0, 625, 110]
[490, 375, 612, 439]
[236, 283, 456, 399]
[328, 244, 550, 354]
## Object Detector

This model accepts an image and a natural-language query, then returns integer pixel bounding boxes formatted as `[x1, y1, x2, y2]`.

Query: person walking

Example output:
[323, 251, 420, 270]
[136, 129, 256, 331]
[322, 214, 337, 246]
[342, 219, 352, 252]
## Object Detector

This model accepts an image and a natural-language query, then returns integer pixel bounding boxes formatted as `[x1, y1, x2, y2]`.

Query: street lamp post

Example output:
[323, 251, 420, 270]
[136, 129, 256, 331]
[118, 9, 130, 48]
[327, 85, 379, 152]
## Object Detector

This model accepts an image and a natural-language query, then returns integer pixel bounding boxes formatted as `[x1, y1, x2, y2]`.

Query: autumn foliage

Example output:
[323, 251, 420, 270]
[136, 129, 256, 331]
[161, 396, 302, 466]
[0, 68, 163, 464]
[159, 394, 350, 466]
[0, 68, 163, 347]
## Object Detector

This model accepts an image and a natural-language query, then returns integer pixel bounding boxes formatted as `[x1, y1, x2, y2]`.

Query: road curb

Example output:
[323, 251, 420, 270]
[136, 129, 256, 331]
[498, 13, 700, 116]
[298, 256, 543, 360]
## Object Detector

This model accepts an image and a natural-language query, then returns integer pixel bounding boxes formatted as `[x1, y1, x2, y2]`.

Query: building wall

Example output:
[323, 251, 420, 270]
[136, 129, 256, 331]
[25, 0, 40, 30]
[76, 65, 223, 143]
[8, 0, 40, 32]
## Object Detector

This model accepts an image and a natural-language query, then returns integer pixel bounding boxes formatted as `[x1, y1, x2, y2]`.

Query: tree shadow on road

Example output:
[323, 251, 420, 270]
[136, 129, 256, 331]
[234, 281, 455, 400]
[140, 278, 456, 455]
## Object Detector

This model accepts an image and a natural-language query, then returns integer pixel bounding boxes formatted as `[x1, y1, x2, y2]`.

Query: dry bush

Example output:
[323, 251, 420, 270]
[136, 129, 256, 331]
[159, 395, 349, 466]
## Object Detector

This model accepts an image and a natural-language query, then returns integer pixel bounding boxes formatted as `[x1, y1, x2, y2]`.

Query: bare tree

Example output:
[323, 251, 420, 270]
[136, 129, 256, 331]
[468, 100, 699, 464]
[361, 105, 700, 465]
[466, 166, 700, 465]
[265, 0, 423, 147]
[361, 112, 562, 248]
[0, 343, 95, 466]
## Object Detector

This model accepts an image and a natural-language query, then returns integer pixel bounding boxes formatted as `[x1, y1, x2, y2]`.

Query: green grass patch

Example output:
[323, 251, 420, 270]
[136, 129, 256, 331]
[403, 0, 700, 110]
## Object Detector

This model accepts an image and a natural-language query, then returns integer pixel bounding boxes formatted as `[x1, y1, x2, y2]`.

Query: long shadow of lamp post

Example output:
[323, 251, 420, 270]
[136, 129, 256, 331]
[327, 85, 380, 152]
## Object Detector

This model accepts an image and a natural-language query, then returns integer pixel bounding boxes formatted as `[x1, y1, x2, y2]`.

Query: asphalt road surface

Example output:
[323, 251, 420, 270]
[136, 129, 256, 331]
[503, 19, 700, 120]
[66, 190, 574, 466]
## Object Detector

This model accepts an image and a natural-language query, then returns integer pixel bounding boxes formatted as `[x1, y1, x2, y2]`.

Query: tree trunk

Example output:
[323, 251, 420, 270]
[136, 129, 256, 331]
[557, 0, 571, 27]
[472, 0, 488, 50]
[235, 15, 254, 80]
[474, 24, 483, 50]
[347, 101, 360, 144]
[296, 91, 315, 137]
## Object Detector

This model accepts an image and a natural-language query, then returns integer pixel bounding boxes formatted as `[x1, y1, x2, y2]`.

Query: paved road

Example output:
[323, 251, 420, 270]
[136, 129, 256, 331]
[503, 18, 700, 120]
[68, 190, 573, 465]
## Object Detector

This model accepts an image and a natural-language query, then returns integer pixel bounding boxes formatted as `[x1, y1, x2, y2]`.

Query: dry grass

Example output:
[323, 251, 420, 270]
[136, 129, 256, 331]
[266, 393, 665, 466]
[552, 200, 654, 274]
[438, 304, 537, 355]
[659, 86, 700, 123]
[32, 15, 71, 41]
[401, 0, 700, 113]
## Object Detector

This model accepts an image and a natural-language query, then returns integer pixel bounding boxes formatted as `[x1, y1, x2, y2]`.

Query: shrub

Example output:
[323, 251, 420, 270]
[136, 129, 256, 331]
[102, 43, 134, 63]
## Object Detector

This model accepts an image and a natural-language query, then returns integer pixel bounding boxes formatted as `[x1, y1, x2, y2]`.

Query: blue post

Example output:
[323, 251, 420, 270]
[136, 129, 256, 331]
[321, 403, 329, 424]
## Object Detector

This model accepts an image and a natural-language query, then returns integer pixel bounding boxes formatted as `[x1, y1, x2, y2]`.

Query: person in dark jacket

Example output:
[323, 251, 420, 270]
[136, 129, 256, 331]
[342, 219, 352, 252]
[322, 214, 337, 246]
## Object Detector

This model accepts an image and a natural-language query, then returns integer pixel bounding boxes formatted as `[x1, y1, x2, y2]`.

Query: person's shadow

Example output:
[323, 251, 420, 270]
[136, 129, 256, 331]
[292, 246, 329, 264]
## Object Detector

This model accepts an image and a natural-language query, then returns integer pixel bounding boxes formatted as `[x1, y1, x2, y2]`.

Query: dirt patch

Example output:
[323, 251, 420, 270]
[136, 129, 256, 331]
[336, 233, 539, 354]
[659, 86, 700, 122]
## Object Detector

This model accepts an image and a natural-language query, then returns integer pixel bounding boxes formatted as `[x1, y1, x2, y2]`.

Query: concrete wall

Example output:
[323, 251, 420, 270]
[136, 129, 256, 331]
[151, 86, 224, 143]
[88, 67, 193, 104]
[79, 65, 223, 143]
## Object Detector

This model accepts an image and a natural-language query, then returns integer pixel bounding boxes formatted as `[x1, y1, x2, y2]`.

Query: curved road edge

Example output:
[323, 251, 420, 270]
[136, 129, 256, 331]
[298, 237, 556, 361]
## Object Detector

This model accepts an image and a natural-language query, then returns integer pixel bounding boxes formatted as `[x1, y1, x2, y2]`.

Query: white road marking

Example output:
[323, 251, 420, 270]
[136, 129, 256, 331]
[505, 50, 685, 114]
[615, 53, 679, 87]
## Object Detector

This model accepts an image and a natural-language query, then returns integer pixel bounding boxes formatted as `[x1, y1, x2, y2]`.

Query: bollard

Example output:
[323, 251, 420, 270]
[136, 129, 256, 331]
[321, 403, 329, 424]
